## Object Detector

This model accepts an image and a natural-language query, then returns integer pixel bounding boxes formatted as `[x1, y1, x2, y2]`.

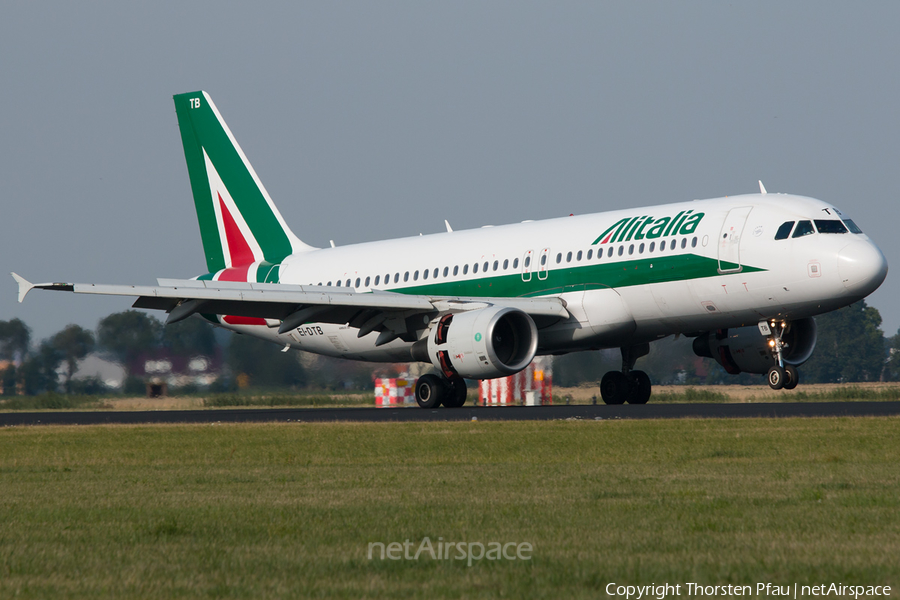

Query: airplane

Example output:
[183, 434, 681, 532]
[12, 91, 888, 407]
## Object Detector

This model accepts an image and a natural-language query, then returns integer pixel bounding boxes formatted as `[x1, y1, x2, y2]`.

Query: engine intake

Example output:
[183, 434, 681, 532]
[423, 306, 538, 380]
[692, 317, 817, 375]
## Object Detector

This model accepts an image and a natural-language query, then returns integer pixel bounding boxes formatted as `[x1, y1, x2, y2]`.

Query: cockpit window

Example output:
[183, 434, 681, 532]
[774, 221, 794, 240]
[842, 219, 863, 234]
[814, 220, 848, 234]
[792, 220, 815, 238]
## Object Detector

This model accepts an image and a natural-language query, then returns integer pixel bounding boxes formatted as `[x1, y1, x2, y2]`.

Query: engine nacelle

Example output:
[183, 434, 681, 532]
[692, 317, 817, 375]
[423, 306, 538, 380]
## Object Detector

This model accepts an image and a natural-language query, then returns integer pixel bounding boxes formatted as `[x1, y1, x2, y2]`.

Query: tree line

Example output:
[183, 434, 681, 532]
[1, 299, 897, 395]
[0, 311, 383, 396]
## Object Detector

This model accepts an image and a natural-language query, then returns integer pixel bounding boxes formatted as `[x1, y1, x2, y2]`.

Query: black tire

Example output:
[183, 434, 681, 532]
[415, 374, 445, 408]
[783, 364, 799, 390]
[627, 370, 652, 404]
[767, 365, 786, 390]
[600, 371, 629, 405]
[442, 378, 467, 408]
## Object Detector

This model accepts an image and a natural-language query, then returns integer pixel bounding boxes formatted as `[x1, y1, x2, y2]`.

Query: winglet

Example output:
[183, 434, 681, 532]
[758, 180, 768, 194]
[444, 220, 453, 233]
[11, 273, 34, 303]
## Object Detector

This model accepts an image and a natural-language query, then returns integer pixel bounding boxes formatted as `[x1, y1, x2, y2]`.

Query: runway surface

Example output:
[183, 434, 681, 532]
[2, 401, 900, 426]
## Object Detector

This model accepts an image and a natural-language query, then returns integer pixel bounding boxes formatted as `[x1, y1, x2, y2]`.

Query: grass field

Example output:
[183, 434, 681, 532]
[1, 418, 899, 598]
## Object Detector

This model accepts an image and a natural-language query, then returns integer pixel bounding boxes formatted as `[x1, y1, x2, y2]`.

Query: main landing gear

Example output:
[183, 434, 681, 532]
[764, 321, 800, 390]
[600, 343, 652, 405]
[415, 374, 468, 408]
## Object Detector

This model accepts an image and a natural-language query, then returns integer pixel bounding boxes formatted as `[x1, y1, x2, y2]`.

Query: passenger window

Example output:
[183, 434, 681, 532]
[374, 275, 380, 286]
[503, 259, 509, 270]
[541, 254, 547, 265]
[473, 263, 479, 274]
[587, 249, 593, 260]
[365, 276, 370, 287]
[607, 247, 613, 257]
[453, 266, 459, 276]
[566, 252, 572, 262]
[691, 237, 697, 248]
[463, 264, 468, 275]
[775, 221, 795, 240]
[792, 220, 815, 238]
[394, 273, 400, 283]
[681, 238, 687, 249]
[493, 260, 498, 271]
[628, 244, 634, 255]
[433, 268, 439, 278]
[513, 258, 518, 268]
[649, 242, 655, 252]
[346, 279, 351, 287]
[422, 269, 428, 280]
[483, 261, 488, 272]
[843, 219, 863, 234]
[404, 272, 409, 282]
[414, 270, 419, 281]
[556, 253, 562, 264]
[660, 240, 666, 251]
[443, 267, 449, 277]
[576, 250, 582, 261]
[327, 281, 332, 286]
[814, 220, 848, 234]
[618, 246, 624, 256]
[355, 278, 360, 288]
[639, 243, 644, 254]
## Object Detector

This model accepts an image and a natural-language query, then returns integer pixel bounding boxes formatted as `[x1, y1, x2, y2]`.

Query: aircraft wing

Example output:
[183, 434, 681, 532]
[12, 274, 569, 339]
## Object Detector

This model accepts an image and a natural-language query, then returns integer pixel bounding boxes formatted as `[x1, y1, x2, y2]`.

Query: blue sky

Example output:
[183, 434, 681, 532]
[2, 2, 897, 341]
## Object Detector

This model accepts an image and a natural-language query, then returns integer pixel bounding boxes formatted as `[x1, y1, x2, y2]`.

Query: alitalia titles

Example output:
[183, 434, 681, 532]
[593, 210, 705, 245]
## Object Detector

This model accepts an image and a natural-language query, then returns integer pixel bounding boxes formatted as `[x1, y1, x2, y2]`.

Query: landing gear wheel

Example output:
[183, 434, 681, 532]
[442, 378, 467, 408]
[627, 370, 652, 404]
[600, 371, 629, 405]
[415, 374, 445, 408]
[783, 364, 799, 390]
[767, 365, 787, 390]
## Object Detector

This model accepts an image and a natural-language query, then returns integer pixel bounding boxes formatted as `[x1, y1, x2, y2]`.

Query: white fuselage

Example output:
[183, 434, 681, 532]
[216, 193, 887, 362]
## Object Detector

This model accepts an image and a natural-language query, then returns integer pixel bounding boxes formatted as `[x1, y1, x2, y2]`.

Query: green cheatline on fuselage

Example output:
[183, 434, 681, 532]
[197, 253, 764, 299]
[393, 253, 763, 298]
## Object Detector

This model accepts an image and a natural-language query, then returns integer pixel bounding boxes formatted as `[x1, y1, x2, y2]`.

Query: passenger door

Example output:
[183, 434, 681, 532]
[718, 207, 752, 273]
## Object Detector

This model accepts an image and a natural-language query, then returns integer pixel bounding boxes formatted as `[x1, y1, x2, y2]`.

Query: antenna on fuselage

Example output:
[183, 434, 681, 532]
[758, 180, 768, 194]
[445, 220, 453, 232]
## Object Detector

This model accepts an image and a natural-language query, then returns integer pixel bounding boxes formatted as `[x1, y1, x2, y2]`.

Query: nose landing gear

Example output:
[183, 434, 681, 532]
[763, 320, 800, 390]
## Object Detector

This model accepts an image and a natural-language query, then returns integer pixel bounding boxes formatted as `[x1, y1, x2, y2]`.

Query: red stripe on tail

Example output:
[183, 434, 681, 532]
[219, 193, 255, 267]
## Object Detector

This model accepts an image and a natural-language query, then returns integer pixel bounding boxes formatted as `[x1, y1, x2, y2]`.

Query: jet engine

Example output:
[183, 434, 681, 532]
[692, 317, 817, 375]
[418, 306, 539, 379]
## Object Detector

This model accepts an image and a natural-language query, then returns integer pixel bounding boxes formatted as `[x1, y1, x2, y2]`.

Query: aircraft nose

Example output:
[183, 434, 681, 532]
[837, 241, 888, 295]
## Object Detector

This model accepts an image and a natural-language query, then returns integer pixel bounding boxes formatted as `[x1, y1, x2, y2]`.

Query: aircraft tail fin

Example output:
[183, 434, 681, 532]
[173, 91, 314, 278]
